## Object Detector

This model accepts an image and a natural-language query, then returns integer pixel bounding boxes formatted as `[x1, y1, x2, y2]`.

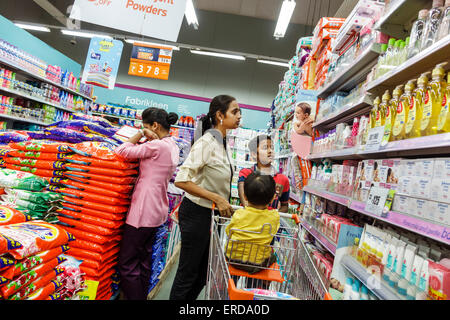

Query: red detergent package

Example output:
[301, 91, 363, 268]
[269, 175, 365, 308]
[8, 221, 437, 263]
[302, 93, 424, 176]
[56, 216, 119, 236]
[59, 225, 121, 244]
[81, 260, 117, 278]
[57, 209, 124, 229]
[61, 202, 126, 221]
[0, 256, 15, 271]
[9, 141, 72, 153]
[0, 221, 74, 259]
[67, 246, 120, 263]
[65, 154, 138, 169]
[4, 157, 66, 170]
[63, 163, 138, 177]
[51, 186, 130, 206]
[25, 279, 64, 300]
[0, 205, 32, 226]
[62, 196, 129, 214]
[70, 141, 137, 162]
[50, 177, 131, 199]
[59, 175, 134, 193]
[64, 171, 137, 185]
[69, 238, 120, 254]
[7, 150, 70, 161]
[5, 163, 64, 178]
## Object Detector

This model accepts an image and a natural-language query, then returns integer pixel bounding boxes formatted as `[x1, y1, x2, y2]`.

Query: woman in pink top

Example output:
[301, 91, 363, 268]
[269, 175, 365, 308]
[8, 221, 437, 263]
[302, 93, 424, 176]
[115, 107, 179, 300]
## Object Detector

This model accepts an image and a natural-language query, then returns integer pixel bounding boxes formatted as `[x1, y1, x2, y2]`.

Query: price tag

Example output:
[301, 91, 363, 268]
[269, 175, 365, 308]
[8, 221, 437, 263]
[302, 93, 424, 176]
[363, 126, 385, 153]
[365, 186, 390, 216]
[128, 42, 172, 80]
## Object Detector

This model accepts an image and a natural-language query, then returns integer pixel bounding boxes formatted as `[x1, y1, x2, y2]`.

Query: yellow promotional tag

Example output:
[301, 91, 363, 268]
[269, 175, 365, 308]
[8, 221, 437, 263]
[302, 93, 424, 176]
[77, 280, 99, 300]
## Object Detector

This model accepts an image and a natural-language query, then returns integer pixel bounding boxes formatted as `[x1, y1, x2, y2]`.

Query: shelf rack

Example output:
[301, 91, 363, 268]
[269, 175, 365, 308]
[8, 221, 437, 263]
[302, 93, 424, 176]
[301, 218, 337, 255]
[0, 113, 49, 126]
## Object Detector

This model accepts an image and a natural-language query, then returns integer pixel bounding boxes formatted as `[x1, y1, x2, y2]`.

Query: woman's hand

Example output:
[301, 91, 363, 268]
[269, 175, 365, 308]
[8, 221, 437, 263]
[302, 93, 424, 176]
[214, 195, 234, 218]
[142, 128, 159, 141]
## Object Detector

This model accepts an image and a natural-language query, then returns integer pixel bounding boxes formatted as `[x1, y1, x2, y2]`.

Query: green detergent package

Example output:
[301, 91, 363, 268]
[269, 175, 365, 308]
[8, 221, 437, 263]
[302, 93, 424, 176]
[0, 169, 48, 191]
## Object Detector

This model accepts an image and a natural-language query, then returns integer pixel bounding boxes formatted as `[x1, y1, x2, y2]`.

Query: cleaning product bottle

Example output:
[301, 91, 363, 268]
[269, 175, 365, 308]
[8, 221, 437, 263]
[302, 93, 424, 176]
[410, 72, 431, 138]
[422, 0, 445, 50]
[437, 0, 450, 41]
[394, 80, 416, 140]
[392, 40, 402, 67]
[360, 285, 369, 300]
[437, 71, 450, 133]
[343, 277, 353, 300]
[350, 279, 361, 300]
[384, 86, 403, 144]
[379, 90, 391, 128]
[370, 97, 381, 128]
[408, 9, 429, 59]
[384, 38, 397, 73]
[421, 64, 447, 136]
[429, 62, 448, 134]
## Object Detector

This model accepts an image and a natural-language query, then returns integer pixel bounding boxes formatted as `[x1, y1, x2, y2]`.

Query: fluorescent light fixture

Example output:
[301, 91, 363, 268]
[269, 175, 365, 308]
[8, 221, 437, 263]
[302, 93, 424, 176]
[257, 59, 290, 67]
[185, 0, 199, 29]
[190, 50, 245, 60]
[125, 39, 180, 51]
[15, 23, 50, 32]
[274, 0, 296, 38]
[61, 29, 112, 39]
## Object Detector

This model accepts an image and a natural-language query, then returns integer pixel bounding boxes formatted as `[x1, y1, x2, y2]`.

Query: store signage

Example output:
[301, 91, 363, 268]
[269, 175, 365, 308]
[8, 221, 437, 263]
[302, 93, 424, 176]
[365, 186, 390, 216]
[128, 42, 172, 80]
[364, 126, 385, 153]
[82, 37, 123, 90]
[70, 0, 187, 42]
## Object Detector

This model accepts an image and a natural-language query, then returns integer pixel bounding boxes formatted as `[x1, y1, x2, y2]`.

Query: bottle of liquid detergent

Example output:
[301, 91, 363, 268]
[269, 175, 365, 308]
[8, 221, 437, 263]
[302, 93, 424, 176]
[437, 71, 450, 133]
[393, 79, 416, 141]
[384, 85, 403, 144]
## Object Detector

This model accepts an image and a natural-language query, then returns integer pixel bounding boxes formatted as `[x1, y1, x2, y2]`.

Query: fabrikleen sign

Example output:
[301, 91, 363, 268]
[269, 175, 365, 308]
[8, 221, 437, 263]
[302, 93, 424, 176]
[70, 0, 187, 42]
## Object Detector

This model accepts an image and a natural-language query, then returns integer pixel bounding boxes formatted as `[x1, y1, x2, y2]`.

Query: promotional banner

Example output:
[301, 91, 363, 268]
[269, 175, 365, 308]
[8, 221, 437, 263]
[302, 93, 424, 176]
[82, 37, 123, 90]
[70, 0, 187, 42]
[128, 42, 172, 80]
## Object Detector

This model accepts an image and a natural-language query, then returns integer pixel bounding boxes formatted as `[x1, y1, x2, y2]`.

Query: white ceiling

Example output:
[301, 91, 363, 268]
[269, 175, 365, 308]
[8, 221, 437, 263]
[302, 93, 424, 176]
[194, 0, 344, 26]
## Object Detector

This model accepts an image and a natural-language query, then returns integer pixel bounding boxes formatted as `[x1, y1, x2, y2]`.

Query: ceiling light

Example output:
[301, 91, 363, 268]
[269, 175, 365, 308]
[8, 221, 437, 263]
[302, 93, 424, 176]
[257, 59, 290, 67]
[15, 23, 51, 32]
[125, 39, 180, 51]
[185, 0, 199, 29]
[190, 50, 245, 60]
[61, 29, 112, 39]
[274, 0, 296, 38]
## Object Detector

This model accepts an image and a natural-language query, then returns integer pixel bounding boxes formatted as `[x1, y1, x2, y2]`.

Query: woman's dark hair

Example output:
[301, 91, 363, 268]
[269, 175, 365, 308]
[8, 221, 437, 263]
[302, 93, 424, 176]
[198, 94, 236, 137]
[141, 107, 178, 130]
[244, 172, 276, 206]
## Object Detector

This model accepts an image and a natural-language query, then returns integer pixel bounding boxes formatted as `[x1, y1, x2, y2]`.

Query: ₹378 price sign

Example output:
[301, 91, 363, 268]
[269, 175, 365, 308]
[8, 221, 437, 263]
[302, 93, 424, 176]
[128, 42, 173, 80]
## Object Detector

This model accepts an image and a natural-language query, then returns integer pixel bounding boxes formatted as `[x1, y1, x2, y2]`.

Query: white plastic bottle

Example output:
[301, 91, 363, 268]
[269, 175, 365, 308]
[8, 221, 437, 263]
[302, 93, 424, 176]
[343, 277, 353, 300]
[350, 279, 361, 300]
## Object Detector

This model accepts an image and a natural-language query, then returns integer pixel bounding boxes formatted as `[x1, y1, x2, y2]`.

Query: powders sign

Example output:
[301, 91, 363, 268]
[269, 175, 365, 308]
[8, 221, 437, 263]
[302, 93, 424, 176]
[70, 0, 187, 42]
[128, 42, 173, 80]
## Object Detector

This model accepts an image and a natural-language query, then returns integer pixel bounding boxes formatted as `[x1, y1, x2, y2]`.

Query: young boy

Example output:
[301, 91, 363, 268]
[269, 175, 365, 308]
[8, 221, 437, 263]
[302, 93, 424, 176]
[238, 134, 290, 213]
[226, 172, 280, 275]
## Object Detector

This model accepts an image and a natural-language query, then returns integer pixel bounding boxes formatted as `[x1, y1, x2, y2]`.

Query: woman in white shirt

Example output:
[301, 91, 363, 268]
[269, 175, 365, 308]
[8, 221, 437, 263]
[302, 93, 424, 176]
[169, 95, 242, 300]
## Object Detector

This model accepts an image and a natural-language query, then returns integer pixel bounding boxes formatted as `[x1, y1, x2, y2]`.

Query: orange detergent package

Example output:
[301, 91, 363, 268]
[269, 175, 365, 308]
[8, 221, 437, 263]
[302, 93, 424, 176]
[64, 171, 137, 185]
[56, 216, 119, 236]
[51, 186, 131, 206]
[67, 246, 120, 263]
[0, 245, 69, 280]
[63, 163, 138, 177]
[62, 196, 129, 214]
[59, 225, 121, 244]
[59, 175, 134, 193]
[0, 255, 66, 299]
[7, 150, 70, 161]
[5, 163, 64, 178]
[0, 206, 32, 226]
[8, 267, 64, 300]
[69, 141, 135, 161]
[81, 260, 117, 278]
[69, 238, 120, 254]
[0, 256, 15, 271]
[65, 154, 138, 169]
[57, 209, 124, 229]
[9, 141, 72, 153]
[0, 234, 22, 256]
[72, 254, 118, 271]
[50, 177, 131, 199]
[61, 202, 126, 221]
[4, 157, 66, 170]
[0, 221, 75, 259]
[25, 279, 64, 300]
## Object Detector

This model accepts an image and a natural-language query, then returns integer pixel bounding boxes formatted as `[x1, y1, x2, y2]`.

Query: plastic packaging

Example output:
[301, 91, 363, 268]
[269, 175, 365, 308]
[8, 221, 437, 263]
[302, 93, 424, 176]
[63, 171, 137, 185]
[0, 168, 48, 191]
[50, 186, 130, 206]
[25, 279, 64, 300]
[9, 141, 72, 153]
[70, 141, 129, 161]
[7, 268, 65, 300]
[60, 202, 126, 221]
[58, 175, 134, 193]
[65, 154, 138, 169]
[51, 178, 131, 199]
[49, 120, 116, 137]
[63, 163, 138, 177]
[7, 150, 70, 160]
[0, 205, 32, 226]
[56, 209, 124, 229]
[3, 163, 64, 178]
[61, 196, 128, 214]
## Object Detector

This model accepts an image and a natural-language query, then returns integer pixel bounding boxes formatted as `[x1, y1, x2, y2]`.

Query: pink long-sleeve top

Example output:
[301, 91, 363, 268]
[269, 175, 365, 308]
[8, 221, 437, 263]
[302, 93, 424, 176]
[115, 136, 179, 228]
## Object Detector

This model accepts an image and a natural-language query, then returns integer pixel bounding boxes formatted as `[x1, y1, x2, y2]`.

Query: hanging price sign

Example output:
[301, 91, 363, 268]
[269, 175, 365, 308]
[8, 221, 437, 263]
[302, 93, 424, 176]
[128, 43, 173, 80]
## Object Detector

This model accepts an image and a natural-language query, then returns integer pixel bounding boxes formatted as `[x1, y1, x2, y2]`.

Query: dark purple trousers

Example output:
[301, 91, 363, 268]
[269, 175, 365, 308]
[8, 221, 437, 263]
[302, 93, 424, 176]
[118, 223, 157, 300]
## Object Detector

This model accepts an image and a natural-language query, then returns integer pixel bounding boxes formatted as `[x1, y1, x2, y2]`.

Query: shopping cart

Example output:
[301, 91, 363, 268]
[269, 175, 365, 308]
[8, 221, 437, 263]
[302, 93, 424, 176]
[205, 205, 332, 300]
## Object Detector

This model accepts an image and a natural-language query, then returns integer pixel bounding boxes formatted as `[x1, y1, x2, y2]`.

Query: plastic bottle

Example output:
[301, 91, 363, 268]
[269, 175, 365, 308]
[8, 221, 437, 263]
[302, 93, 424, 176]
[350, 279, 361, 300]
[370, 96, 381, 128]
[384, 86, 402, 143]
[437, 0, 450, 41]
[384, 38, 397, 73]
[392, 40, 402, 66]
[408, 10, 429, 59]
[379, 90, 391, 128]
[375, 44, 388, 79]
[437, 71, 450, 133]
[422, 0, 445, 50]
[393, 79, 416, 140]
[360, 285, 369, 300]
[343, 277, 353, 300]
[407, 72, 430, 138]
[421, 63, 447, 136]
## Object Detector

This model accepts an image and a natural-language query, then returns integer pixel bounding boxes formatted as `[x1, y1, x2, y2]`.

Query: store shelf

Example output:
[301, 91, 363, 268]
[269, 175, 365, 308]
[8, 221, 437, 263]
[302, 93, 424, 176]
[367, 35, 450, 94]
[290, 192, 302, 203]
[0, 85, 75, 113]
[307, 146, 360, 161]
[92, 112, 137, 121]
[373, 0, 431, 39]
[304, 186, 450, 246]
[0, 56, 93, 101]
[275, 151, 296, 160]
[317, 43, 379, 99]
[172, 124, 195, 130]
[301, 218, 337, 255]
[313, 95, 372, 129]
[341, 255, 406, 300]
[0, 113, 48, 126]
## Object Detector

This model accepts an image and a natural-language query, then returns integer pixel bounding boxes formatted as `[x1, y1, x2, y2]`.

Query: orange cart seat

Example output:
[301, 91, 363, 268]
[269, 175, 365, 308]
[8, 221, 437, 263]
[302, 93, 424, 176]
[227, 262, 284, 283]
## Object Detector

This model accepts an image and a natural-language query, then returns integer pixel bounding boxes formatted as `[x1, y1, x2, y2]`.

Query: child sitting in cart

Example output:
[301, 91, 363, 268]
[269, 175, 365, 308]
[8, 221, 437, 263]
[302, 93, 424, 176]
[225, 172, 280, 286]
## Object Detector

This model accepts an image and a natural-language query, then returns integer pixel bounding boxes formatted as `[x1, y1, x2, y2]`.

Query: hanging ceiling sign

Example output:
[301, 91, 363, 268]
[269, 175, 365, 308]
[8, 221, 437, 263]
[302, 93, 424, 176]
[82, 37, 123, 89]
[128, 42, 173, 80]
[70, 0, 187, 42]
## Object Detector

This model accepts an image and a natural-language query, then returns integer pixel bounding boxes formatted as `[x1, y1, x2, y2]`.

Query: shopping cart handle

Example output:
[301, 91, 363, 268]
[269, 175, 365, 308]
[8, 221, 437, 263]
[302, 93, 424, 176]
[279, 212, 301, 225]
